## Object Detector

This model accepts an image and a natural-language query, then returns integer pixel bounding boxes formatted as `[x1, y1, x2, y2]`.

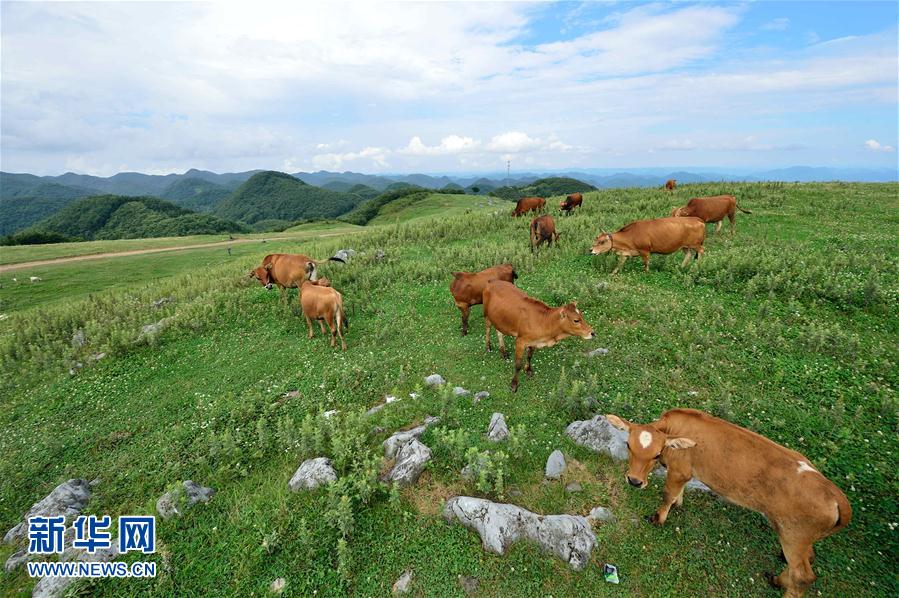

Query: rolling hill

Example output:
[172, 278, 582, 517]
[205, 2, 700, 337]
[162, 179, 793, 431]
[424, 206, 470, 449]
[0, 182, 95, 235]
[26, 195, 247, 240]
[161, 177, 232, 213]
[214, 171, 367, 225]
[489, 176, 597, 201]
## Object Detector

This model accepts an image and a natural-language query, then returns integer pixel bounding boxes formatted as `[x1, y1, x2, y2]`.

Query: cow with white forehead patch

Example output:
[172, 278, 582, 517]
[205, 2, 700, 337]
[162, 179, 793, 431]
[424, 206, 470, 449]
[606, 408, 851, 598]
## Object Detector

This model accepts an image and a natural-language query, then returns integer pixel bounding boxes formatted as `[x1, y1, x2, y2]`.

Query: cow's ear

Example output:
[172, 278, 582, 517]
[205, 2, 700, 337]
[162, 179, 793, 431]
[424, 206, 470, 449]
[665, 437, 696, 450]
[559, 309, 567, 320]
[264, 263, 273, 271]
[606, 414, 630, 432]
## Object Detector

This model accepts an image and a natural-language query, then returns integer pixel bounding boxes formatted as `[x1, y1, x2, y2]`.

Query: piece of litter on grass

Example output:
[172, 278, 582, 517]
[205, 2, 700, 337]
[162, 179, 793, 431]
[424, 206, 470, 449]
[603, 563, 620, 584]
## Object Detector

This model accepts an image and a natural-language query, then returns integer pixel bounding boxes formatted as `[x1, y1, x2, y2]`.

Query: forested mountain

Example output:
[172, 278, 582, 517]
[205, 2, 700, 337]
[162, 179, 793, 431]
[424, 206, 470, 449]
[0, 182, 95, 235]
[161, 178, 232, 213]
[26, 195, 247, 240]
[489, 177, 597, 201]
[214, 171, 368, 225]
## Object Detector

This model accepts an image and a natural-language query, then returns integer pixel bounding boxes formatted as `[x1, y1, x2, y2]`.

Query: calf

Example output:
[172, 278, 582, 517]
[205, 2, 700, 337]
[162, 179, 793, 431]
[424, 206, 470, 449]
[559, 192, 583, 214]
[530, 215, 560, 252]
[299, 266, 348, 351]
[483, 280, 595, 391]
[590, 217, 705, 274]
[450, 263, 517, 336]
[670, 194, 751, 235]
[512, 196, 545, 217]
[664, 179, 677, 192]
[249, 253, 344, 308]
[606, 409, 851, 598]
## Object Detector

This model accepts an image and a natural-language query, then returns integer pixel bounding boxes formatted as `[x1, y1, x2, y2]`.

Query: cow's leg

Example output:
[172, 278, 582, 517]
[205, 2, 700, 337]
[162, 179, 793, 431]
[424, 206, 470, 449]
[318, 319, 326, 334]
[525, 346, 535, 377]
[728, 212, 736, 236]
[484, 317, 493, 352]
[611, 254, 628, 275]
[279, 287, 288, 306]
[305, 315, 314, 339]
[680, 248, 693, 268]
[510, 339, 527, 392]
[326, 315, 337, 348]
[767, 532, 817, 598]
[641, 252, 650, 272]
[695, 245, 704, 262]
[649, 470, 689, 525]
[457, 303, 471, 336]
[714, 220, 723, 235]
[497, 330, 508, 360]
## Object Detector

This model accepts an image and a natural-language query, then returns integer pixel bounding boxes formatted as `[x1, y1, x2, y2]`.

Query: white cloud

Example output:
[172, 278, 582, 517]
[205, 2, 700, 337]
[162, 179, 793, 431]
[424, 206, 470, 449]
[865, 139, 895, 152]
[486, 131, 542, 153]
[312, 146, 390, 170]
[399, 135, 480, 156]
[761, 18, 790, 31]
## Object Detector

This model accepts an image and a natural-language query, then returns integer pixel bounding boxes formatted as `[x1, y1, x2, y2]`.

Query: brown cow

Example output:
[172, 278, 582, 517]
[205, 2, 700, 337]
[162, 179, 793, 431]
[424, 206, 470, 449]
[512, 196, 545, 217]
[670, 194, 751, 235]
[590, 217, 705, 274]
[530, 214, 560, 252]
[299, 265, 348, 350]
[559, 192, 583, 214]
[248, 253, 344, 307]
[450, 263, 517, 336]
[664, 179, 677, 192]
[483, 280, 595, 391]
[606, 409, 851, 598]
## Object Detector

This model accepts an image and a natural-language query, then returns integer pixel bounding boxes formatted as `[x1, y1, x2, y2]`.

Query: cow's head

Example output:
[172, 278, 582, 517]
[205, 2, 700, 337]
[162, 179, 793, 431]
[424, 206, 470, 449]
[303, 261, 319, 282]
[557, 302, 595, 339]
[670, 207, 687, 217]
[249, 263, 274, 290]
[590, 233, 613, 255]
[605, 414, 696, 489]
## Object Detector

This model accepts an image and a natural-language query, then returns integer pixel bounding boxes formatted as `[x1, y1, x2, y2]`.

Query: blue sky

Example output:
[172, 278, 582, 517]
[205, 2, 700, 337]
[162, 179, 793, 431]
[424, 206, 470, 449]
[1, 1, 896, 175]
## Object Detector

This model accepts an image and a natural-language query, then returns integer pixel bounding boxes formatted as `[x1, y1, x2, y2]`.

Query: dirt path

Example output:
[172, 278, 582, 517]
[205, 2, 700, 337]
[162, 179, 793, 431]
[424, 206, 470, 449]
[0, 231, 354, 273]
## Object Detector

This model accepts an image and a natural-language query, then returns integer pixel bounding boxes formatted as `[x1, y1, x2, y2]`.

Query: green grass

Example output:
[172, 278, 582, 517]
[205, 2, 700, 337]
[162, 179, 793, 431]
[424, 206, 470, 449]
[366, 193, 508, 226]
[0, 182, 896, 597]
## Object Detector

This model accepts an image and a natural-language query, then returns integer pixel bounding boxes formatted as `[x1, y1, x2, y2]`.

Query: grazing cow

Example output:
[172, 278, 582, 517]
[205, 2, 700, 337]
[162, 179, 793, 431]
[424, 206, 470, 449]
[606, 409, 851, 598]
[449, 263, 517, 336]
[559, 192, 583, 214]
[512, 196, 545, 217]
[483, 280, 595, 391]
[590, 217, 705, 274]
[664, 179, 677, 192]
[299, 265, 348, 350]
[670, 194, 751, 235]
[248, 253, 344, 307]
[530, 215, 560, 252]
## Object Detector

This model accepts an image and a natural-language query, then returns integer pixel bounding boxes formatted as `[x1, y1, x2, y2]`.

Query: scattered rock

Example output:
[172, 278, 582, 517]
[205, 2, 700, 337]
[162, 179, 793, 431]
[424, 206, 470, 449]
[545, 450, 566, 479]
[374, 249, 386, 261]
[322, 410, 338, 419]
[458, 575, 480, 595]
[687, 390, 699, 396]
[283, 390, 300, 399]
[138, 318, 172, 342]
[507, 487, 523, 498]
[586, 347, 609, 357]
[269, 577, 286, 594]
[156, 480, 215, 519]
[385, 395, 399, 403]
[382, 440, 431, 487]
[565, 482, 583, 494]
[333, 249, 356, 262]
[382, 417, 439, 458]
[5, 549, 31, 572]
[443, 496, 596, 570]
[486, 413, 509, 442]
[288, 458, 337, 491]
[565, 415, 629, 461]
[31, 545, 119, 598]
[392, 569, 414, 594]
[424, 373, 446, 386]
[366, 395, 401, 416]
[151, 296, 174, 309]
[587, 506, 616, 523]
[69, 362, 83, 376]
[453, 386, 470, 396]
[88, 352, 106, 362]
[4, 479, 92, 544]
[472, 391, 489, 404]
[70, 329, 85, 348]
[461, 453, 490, 482]
[651, 467, 712, 493]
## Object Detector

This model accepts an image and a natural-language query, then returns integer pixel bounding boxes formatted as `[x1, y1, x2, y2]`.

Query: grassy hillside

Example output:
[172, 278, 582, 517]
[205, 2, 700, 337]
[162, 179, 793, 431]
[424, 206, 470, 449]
[491, 176, 597, 201]
[366, 193, 509, 226]
[0, 182, 896, 597]
[0, 180, 94, 235]
[27, 195, 247, 241]
[160, 177, 232, 213]
[216, 171, 365, 225]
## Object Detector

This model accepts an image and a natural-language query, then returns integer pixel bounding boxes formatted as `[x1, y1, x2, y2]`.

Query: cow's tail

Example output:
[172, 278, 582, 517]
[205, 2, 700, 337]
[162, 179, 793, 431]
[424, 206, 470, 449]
[336, 295, 348, 332]
[736, 203, 752, 214]
[829, 490, 852, 536]
[313, 256, 346, 265]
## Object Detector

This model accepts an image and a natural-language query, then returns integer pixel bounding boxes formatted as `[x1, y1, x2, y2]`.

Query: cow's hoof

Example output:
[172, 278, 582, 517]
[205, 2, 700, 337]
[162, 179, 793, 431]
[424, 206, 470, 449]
[763, 572, 781, 588]
[525, 369, 534, 378]
[645, 513, 662, 525]
[510, 381, 519, 392]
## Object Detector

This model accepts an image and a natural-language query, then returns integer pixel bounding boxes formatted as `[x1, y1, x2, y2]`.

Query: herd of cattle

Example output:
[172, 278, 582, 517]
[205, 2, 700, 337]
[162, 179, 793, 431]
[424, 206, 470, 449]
[248, 189, 847, 598]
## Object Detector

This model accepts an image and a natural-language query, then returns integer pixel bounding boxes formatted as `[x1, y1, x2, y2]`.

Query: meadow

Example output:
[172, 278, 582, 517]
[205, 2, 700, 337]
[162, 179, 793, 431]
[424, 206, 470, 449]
[0, 182, 896, 597]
